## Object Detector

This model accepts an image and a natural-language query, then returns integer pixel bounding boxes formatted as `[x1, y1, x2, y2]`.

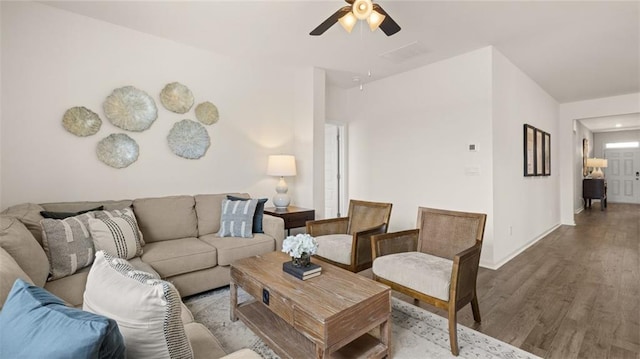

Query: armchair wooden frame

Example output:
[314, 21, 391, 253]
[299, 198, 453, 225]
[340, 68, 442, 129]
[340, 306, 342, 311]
[371, 207, 487, 356]
[307, 200, 392, 273]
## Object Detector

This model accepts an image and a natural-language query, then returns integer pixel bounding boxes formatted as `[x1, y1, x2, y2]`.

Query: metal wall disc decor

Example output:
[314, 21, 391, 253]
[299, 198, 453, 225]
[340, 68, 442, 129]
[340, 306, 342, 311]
[167, 119, 210, 159]
[96, 133, 139, 168]
[195, 101, 219, 125]
[62, 106, 102, 137]
[103, 86, 157, 132]
[160, 82, 194, 114]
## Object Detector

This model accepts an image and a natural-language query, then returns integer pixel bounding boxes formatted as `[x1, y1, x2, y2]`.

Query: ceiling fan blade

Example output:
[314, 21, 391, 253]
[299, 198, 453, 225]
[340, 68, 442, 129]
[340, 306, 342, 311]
[310, 6, 352, 36]
[345, 0, 355, 4]
[373, 4, 401, 36]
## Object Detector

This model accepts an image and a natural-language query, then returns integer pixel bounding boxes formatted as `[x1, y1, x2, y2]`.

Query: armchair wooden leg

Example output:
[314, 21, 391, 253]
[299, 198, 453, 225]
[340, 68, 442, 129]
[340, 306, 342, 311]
[448, 305, 459, 356]
[471, 293, 481, 323]
[413, 298, 420, 306]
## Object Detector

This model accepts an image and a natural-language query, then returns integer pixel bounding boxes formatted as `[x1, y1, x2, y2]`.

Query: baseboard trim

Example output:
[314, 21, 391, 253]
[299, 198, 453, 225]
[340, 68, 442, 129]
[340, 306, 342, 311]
[480, 223, 562, 270]
[574, 207, 584, 214]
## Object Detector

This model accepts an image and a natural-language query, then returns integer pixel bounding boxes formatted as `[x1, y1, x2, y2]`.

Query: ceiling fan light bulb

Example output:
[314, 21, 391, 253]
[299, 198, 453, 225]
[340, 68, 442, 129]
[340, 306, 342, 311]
[367, 10, 386, 31]
[352, 0, 373, 20]
[338, 12, 357, 33]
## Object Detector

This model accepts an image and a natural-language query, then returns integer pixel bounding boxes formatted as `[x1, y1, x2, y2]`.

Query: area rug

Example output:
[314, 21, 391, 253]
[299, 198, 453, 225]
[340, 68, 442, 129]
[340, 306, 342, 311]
[185, 287, 540, 359]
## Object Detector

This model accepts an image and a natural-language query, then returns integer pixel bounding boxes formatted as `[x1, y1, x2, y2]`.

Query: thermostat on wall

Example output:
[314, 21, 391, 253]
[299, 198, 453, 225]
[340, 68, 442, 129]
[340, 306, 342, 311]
[468, 144, 479, 152]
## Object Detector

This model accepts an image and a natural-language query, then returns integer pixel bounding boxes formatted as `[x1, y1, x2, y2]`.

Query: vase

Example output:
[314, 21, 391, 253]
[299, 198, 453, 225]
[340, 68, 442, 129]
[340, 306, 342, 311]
[292, 252, 311, 268]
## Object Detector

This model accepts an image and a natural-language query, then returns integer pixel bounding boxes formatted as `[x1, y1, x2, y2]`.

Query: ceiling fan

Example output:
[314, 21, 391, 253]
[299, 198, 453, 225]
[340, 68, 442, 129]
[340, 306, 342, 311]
[310, 0, 401, 36]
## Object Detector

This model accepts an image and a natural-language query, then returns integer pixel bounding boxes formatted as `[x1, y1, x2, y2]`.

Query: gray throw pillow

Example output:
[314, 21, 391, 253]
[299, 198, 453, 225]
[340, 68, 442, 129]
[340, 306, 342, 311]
[217, 199, 258, 238]
[41, 213, 96, 280]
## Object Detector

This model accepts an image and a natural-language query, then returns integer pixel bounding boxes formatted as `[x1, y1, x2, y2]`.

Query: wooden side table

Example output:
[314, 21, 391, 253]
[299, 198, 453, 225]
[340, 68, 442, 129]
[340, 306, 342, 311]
[583, 178, 607, 211]
[263, 206, 315, 235]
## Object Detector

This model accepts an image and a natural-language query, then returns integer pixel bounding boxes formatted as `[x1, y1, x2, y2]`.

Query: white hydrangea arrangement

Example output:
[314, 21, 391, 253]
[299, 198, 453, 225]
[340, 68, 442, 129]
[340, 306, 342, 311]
[281, 233, 318, 259]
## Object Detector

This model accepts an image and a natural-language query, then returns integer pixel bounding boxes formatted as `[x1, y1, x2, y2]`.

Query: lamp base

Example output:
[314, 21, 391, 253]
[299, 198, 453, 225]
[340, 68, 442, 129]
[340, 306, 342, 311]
[591, 168, 604, 179]
[273, 193, 290, 209]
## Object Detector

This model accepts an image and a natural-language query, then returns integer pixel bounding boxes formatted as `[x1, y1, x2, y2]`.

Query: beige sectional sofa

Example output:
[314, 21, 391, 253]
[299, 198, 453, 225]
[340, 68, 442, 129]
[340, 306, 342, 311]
[0, 193, 285, 359]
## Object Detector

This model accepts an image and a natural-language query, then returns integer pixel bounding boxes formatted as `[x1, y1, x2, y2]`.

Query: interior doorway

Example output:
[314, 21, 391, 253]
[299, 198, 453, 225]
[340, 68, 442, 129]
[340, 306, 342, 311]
[605, 147, 640, 204]
[324, 123, 346, 218]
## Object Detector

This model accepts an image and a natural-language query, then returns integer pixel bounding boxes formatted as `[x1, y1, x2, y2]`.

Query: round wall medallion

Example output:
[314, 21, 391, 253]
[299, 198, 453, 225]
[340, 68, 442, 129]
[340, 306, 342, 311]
[103, 86, 157, 132]
[62, 106, 102, 137]
[167, 119, 210, 159]
[96, 133, 139, 168]
[195, 101, 219, 125]
[160, 82, 194, 114]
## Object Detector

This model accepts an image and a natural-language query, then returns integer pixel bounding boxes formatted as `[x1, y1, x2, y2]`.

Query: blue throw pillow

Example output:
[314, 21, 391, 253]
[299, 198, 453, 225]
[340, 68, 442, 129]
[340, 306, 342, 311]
[0, 279, 125, 359]
[227, 195, 268, 233]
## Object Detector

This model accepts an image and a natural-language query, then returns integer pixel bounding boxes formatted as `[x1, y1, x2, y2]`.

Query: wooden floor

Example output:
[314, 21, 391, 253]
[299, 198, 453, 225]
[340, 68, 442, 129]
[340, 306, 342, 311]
[397, 203, 640, 359]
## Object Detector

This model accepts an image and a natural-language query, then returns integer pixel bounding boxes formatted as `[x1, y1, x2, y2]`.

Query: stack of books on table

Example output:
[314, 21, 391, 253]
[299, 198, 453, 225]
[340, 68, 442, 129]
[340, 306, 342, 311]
[282, 261, 322, 280]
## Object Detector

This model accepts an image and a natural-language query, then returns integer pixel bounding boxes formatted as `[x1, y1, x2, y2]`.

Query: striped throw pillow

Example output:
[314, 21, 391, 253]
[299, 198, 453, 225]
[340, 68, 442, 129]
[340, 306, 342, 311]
[89, 216, 143, 260]
[217, 199, 258, 238]
[84, 251, 193, 359]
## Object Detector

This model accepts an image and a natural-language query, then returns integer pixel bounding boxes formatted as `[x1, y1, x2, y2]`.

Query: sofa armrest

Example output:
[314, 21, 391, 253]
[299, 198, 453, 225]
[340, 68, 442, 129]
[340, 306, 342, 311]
[262, 214, 285, 251]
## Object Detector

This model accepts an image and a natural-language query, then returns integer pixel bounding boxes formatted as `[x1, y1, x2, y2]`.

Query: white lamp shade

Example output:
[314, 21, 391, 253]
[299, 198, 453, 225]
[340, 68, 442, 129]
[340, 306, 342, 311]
[352, 0, 373, 20]
[267, 155, 297, 177]
[338, 12, 357, 33]
[367, 10, 386, 31]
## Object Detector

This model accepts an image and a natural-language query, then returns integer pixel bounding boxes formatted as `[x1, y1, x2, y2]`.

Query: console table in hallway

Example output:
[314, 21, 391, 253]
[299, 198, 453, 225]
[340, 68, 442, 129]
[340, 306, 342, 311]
[583, 178, 607, 211]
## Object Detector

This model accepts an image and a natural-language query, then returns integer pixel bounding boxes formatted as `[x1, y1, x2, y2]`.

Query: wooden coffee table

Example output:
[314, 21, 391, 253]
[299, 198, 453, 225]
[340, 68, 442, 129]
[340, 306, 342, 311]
[230, 251, 391, 359]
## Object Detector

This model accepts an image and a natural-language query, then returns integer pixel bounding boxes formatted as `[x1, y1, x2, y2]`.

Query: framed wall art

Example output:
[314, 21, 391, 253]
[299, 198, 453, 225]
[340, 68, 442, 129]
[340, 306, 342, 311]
[523, 124, 536, 176]
[535, 128, 544, 176]
[544, 132, 551, 176]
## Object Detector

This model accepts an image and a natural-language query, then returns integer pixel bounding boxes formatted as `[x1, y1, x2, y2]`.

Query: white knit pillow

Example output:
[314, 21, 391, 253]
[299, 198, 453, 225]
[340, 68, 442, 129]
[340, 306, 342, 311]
[89, 216, 143, 260]
[83, 251, 193, 359]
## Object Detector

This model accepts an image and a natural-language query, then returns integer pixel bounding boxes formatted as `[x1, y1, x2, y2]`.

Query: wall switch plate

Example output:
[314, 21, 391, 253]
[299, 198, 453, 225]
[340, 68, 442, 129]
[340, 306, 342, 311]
[465, 166, 481, 175]
[262, 288, 269, 305]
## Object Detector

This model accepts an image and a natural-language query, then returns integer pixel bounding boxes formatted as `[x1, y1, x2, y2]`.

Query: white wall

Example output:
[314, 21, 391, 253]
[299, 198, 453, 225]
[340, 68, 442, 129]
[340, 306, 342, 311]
[491, 48, 559, 268]
[0, 2, 315, 208]
[573, 121, 593, 212]
[559, 93, 640, 224]
[593, 129, 640, 158]
[345, 47, 495, 262]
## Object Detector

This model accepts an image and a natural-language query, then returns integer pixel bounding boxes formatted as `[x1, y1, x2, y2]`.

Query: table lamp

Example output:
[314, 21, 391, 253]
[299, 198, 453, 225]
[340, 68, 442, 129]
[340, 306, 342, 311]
[586, 158, 607, 179]
[267, 155, 297, 208]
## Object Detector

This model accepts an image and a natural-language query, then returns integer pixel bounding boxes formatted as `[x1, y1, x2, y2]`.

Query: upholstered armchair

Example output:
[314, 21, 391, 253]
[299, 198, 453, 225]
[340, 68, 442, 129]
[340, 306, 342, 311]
[307, 200, 392, 273]
[371, 207, 486, 356]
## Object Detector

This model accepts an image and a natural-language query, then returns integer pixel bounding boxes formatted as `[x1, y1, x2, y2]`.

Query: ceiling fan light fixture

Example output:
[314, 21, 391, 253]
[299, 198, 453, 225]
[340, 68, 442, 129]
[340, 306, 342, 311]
[338, 12, 357, 33]
[367, 9, 386, 31]
[352, 0, 373, 20]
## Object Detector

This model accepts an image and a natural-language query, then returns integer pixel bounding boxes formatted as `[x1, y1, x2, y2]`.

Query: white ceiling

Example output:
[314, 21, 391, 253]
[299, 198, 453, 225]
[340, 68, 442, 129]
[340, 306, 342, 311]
[44, 0, 640, 106]
[579, 112, 640, 133]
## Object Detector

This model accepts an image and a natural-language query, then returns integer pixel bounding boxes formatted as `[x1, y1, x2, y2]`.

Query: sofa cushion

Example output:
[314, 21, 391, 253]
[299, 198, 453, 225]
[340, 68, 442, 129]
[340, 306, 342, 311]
[199, 233, 274, 266]
[84, 251, 193, 359]
[218, 199, 259, 238]
[0, 216, 49, 286]
[43, 266, 91, 308]
[0, 278, 125, 359]
[141, 238, 217, 278]
[95, 207, 145, 245]
[1, 203, 45, 245]
[89, 216, 143, 259]
[133, 195, 197, 242]
[195, 193, 245, 236]
[184, 322, 227, 359]
[41, 213, 96, 280]
[0, 247, 34, 309]
[227, 195, 268, 234]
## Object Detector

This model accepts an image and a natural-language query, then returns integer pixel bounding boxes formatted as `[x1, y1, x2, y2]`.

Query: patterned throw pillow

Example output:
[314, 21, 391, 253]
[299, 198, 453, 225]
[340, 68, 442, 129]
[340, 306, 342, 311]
[84, 251, 193, 359]
[88, 216, 143, 260]
[217, 199, 258, 238]
[40, 213, 95, 280]
[94, 208, 145, 245]
[226, 195, 268, 233]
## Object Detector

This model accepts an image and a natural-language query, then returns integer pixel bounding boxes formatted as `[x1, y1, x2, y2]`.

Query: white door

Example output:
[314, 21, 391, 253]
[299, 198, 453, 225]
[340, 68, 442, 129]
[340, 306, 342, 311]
[604, 148, 640, 204]
[324, 124, 346, 218]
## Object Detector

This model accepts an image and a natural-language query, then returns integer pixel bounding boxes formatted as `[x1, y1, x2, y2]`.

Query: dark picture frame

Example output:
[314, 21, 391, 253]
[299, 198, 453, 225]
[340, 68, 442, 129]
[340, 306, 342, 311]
[535, 129, 544, 176]
[543, 132, 551, 176]
[523, 124, 536, 176]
